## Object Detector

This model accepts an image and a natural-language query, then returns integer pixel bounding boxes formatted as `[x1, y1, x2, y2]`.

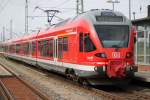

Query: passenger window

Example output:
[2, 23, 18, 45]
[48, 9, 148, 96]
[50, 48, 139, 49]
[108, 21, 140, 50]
[63, 37, 68, 51]
[16, 44, 20, 54]
[39, 40, 54, 57]
[32, 41, 36, 53]
[44, 40, 48, 56]
[49, 39, 53, 57]
[38, 41, 42, 56]
[38, 40, 48, 57]
[23, 43, 29, 55]
[12, 45, 15, 53]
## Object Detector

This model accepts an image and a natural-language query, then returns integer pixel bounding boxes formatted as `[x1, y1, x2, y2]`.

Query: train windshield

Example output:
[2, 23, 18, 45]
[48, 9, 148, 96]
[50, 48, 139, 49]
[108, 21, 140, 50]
[94, 25, 129, 48]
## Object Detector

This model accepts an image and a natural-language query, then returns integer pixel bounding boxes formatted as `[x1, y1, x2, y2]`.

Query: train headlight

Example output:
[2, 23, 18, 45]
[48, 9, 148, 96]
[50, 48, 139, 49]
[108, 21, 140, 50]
[95, 53, 107, 58]
[126, 66, 133, 71]
[126, 52, 133, 58]
[94, 66, 106, 75]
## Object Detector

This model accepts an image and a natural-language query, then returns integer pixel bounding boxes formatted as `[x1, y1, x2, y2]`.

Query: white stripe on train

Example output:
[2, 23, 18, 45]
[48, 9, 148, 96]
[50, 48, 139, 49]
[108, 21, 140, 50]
[5, 53, 97, 71]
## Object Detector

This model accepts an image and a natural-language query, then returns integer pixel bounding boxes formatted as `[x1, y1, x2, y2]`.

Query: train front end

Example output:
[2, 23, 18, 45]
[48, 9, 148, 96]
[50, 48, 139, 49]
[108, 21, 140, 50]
[94, 25, 136, 79]
[78, 9, 137, 85]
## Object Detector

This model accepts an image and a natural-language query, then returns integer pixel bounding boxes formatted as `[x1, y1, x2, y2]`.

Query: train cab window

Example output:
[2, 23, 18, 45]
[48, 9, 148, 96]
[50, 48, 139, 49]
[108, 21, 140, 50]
[79, 33, 84, 52]
[79, 33, 96, 52]
[63, 37, 68, 51]
[95, 25, 129, 48]
[84, 34, 96, 52]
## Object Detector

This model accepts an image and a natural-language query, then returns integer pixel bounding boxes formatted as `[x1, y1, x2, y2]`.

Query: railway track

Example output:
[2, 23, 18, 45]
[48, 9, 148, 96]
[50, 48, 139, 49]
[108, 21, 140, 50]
[0, 63, 50, 100]
[71, 81, 150, 100]
[23, 60, 150, 100]
[26, 64, 150, 100]
[12, 63, 150, 100]
[95, 82, 150, 100]
[116, 85, 150, 100]
[0, 78, 14, 100]
[0, 55, 150, 100]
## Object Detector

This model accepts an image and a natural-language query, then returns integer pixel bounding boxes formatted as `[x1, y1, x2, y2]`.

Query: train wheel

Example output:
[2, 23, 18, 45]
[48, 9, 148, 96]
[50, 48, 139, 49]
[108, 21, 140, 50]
[65, 68, 77, 81]
[78, 78, 89, 86]
[65, 69, 89, 86]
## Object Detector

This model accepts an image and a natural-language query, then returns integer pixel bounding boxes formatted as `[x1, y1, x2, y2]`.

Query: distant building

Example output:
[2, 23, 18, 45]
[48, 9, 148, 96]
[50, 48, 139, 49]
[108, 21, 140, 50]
[132, 5, 150, 65]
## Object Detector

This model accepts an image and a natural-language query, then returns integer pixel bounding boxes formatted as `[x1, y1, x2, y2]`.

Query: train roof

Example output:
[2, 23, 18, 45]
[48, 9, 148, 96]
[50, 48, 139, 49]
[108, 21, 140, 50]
[78, 9, 130, 25]
[49, 9, 130, 30]
[37, 9, 130, 36]
[6, 33, 37, 44]
[37, 18, 79, 38]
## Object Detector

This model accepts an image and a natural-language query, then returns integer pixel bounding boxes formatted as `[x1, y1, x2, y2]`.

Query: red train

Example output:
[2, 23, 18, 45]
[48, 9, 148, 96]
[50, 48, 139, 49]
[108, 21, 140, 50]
[2, 9, 137, 85]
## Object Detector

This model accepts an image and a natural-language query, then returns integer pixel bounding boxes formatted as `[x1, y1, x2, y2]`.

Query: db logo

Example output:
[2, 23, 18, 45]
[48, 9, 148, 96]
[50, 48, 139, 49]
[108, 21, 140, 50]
[112, 52, 120, 58]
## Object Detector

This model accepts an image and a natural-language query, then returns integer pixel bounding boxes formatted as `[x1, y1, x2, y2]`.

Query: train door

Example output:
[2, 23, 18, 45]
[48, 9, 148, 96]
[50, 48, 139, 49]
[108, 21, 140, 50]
[54, 37, 58, 64]
[54, 36, 63, 66]
[58, 38, 63, 61]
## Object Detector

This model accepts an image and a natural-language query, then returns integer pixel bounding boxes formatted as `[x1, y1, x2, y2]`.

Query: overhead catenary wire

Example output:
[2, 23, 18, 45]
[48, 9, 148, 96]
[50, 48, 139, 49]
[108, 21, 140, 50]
[52, 0, 72, 8]
[28, 0, 73, 34]
[34, 7, 76, 11]
[32, 0, 75, 22]
[34, 6, 64, 25]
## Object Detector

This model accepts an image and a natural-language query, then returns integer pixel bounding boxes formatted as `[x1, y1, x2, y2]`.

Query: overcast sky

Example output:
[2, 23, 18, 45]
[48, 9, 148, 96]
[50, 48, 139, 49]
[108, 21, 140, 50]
[0, 0, 149, 40]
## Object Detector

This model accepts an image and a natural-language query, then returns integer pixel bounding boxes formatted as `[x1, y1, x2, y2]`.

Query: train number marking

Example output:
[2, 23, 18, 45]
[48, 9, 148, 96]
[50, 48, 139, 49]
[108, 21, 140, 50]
[112, 52, 120, 58]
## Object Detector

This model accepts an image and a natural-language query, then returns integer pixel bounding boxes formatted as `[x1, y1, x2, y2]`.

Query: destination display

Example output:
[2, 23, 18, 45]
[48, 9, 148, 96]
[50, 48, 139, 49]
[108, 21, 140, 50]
[96, 16, 123, 22]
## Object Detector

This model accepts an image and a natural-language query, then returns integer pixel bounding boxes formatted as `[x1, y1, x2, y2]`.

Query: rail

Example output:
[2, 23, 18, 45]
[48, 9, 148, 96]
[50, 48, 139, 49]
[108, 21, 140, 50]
[0, 62, 50, 100]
